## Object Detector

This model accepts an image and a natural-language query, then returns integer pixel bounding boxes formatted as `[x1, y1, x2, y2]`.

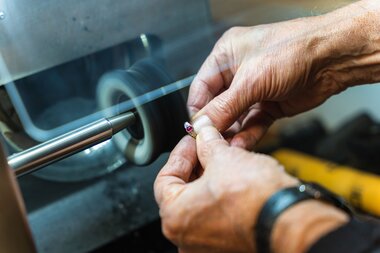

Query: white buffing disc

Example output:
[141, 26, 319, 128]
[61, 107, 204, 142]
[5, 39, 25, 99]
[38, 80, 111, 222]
[97, 71, 156, 165]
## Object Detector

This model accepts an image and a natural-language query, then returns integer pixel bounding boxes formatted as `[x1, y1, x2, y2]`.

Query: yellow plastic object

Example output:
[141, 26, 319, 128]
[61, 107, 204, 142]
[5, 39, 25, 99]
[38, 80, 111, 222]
[272, 149, 380, 216]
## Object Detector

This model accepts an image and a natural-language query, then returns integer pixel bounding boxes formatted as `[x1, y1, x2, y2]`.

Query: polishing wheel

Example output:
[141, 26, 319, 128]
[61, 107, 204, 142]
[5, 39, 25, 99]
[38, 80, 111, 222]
[97, 58, 188, 165]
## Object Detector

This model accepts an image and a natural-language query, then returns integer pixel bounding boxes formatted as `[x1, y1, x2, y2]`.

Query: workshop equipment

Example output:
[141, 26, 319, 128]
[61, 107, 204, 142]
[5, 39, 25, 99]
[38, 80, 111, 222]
[273, 149, 380, 216]
[9, 69, 194, 177]
[97, 58, 191, 166]
[0, 1, 213, 252]
[9, 112, 136, 177]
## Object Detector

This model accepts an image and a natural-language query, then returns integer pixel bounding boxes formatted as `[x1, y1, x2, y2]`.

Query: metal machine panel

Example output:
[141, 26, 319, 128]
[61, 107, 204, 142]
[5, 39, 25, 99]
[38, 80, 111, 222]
[0, 0, 211, 84]
[0, 1, 213, 252]
[23, 156, 166, 253]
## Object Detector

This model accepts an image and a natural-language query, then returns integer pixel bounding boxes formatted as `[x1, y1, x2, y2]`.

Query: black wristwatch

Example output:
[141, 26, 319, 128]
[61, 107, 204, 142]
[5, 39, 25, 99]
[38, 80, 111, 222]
[255, 183, 353, 253]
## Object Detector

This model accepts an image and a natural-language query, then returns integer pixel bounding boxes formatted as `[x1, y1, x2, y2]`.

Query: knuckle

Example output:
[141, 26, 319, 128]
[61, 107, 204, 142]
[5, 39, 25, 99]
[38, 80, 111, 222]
[224, 26, 245, 37]
[168, 154, 187, 171]
[211, 95, 237, 119]
[161, 213, 183, 243]
[163, 154, 193, 181]
[215, 26, 245, 52]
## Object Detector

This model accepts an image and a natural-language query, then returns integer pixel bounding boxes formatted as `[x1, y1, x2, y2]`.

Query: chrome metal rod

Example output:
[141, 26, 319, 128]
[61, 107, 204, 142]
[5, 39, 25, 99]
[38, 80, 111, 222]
[9, 112, 136, 177]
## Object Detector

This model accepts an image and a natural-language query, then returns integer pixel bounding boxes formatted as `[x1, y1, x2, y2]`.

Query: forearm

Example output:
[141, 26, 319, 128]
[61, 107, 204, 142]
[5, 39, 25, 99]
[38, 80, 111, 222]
[310, 0, 380, 90]
[265, 4, 380, 252]
[271, 200, 349, 253]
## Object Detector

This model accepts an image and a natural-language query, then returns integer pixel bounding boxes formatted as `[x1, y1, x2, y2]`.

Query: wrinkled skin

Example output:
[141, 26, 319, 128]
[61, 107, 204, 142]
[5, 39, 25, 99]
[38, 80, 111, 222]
[187, 20, 346, 149]
[155, 1, 379, 252]
[155, 130, 297, 253]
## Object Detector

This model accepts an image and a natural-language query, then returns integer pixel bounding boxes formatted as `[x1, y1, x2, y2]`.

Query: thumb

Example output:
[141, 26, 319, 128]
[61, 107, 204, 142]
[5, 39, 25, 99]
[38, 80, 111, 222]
[193, 116, 229, 169]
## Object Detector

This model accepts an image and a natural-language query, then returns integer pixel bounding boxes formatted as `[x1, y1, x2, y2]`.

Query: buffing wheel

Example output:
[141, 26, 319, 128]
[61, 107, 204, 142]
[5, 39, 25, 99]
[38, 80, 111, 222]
[97, 58, 188, 165]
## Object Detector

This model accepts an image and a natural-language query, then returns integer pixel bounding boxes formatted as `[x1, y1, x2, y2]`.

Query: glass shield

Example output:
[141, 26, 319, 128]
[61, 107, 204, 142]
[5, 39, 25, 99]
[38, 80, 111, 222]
[0, 0, 214, 181]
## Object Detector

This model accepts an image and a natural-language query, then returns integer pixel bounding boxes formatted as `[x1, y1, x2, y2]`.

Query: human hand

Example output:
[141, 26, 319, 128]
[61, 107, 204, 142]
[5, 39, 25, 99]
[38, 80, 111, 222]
[188, 1, 380, 149]
[154, 122, 348, 253]
[154, 122, 298, 253]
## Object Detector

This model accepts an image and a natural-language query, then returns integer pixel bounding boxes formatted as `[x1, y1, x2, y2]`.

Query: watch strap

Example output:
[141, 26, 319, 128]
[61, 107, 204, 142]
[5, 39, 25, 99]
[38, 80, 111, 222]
[255, 183, 352, 253]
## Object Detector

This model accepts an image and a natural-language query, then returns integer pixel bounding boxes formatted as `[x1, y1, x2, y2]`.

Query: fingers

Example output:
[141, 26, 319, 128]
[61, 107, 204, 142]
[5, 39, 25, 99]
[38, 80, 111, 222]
[230, 107, 276, 150]
[193, 68, 255, 132]
[154, 136, 197, 206]
[187, 50, 233, 117]
[223, 121, 242, 141]
[194, 118, 229, 168]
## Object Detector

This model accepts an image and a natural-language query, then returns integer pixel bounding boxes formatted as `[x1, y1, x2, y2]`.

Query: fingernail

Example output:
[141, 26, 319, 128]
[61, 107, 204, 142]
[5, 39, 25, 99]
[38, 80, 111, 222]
[198, 126, 222, 142]
[193, 115, 213, 134]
